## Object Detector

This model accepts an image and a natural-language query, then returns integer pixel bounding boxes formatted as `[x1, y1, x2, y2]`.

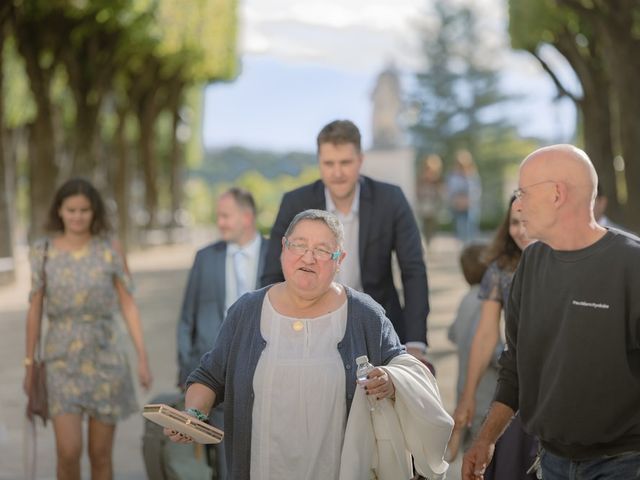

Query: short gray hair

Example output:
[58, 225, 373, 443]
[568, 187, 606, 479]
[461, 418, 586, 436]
[284, 209, 344, 250]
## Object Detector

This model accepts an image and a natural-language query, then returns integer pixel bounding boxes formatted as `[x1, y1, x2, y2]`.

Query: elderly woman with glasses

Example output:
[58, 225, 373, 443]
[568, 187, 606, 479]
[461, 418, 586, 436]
[165, 209, 452, 480]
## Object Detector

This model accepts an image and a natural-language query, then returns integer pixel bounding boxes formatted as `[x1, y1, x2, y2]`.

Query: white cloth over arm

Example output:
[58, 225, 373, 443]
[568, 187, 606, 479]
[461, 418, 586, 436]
[339, 354, 454, 480]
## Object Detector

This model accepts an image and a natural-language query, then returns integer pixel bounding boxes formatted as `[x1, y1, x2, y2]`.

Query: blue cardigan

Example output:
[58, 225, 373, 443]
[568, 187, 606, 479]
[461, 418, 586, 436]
[186, 285, 406, 480]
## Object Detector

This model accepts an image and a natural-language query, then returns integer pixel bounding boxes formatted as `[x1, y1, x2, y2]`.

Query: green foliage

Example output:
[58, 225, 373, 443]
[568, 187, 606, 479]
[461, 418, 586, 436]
[509, 0, 569, 50]
[193, 147, 317, 184]
[409, 0, 534, 219]
[155, 0, 238, 82]
[6, 0, 237, 132]
[507, 0, 640, 231]
[410, 0, 517, 164]
[237, 165, 319, 234]
[184, 177, 216, 225]
[2, 38, 35, 128]
[184, 86, 204, 170]
[476, 128, 540, 214]
[187, 146, 318, 232]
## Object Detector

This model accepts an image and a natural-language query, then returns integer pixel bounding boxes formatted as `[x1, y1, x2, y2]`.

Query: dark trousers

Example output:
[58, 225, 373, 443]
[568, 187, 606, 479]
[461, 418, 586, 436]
[484, 414, 538, 480]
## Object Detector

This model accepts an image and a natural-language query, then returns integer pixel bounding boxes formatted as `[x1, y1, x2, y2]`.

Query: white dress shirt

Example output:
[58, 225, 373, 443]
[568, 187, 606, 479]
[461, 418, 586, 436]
[325, 184, 363, 292]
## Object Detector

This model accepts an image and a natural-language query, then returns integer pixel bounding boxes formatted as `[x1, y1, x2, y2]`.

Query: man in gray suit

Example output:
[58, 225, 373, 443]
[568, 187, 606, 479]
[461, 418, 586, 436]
[177, 187, 267, 478]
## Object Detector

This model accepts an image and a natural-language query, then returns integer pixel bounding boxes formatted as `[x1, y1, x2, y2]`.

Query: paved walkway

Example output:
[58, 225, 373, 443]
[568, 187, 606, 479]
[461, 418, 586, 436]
[0, 233, 467, 479]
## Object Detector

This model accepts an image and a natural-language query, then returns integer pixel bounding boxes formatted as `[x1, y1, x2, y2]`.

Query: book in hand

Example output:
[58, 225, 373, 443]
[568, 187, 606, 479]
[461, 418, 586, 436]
[142, 404, 224, 444]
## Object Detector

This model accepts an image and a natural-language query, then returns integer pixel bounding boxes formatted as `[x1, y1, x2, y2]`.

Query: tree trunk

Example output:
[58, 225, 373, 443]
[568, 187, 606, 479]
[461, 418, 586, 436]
[137, 89, 159, 229]
[0, 145, 15, 285]
[168, 82, 185, 232]
[12, 12, 60, 240]
[71, 101, 100, 177]
[557, 0, 640, 231]
[0, 28, 15, 285]
[610, 69, 640, 232]
[28, 115, 58, 240]
[570, 60, 619, 218]
[62, 39, 109, 178]
[114, 108, 130, 252]
[595, 5, 640, 232]
[580, 95, 619, 214]
[26, 89, 59, 240]
[551, 30, 619, 218]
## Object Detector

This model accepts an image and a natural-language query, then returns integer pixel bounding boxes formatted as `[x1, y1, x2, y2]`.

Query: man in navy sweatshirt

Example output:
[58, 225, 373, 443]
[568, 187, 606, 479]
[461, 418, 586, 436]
[463, 144, 640, 480]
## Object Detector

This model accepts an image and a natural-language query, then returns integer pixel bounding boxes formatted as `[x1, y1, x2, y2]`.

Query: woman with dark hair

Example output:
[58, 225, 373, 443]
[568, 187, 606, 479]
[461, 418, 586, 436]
[451, 196, 538, 478]
[23, 178, 152, 479]
[44, 178, 113, 235]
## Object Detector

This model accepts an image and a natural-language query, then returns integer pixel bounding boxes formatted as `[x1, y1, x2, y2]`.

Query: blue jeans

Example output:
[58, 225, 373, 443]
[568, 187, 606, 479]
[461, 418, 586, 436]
[452, 211, 477, 244]
[541, 448, 640, 479]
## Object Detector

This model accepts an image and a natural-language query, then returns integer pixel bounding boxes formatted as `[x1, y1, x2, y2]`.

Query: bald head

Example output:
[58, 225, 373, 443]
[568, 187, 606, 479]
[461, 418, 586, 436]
[515, 144, 606, 249]
[521, 144, 597, 207]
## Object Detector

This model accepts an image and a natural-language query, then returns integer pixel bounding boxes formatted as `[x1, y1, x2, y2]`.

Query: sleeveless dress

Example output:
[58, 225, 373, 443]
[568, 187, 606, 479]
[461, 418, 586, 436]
[29, 237, 138, 423]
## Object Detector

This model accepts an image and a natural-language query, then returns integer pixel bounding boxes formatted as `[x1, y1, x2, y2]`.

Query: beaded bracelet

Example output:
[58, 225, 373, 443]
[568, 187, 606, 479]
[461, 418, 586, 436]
[185, 408, 209, 422]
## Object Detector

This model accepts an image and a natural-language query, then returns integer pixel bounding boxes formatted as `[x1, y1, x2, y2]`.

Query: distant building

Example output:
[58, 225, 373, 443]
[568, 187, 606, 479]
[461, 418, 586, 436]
[364, 65, 416, 210]
[371, 65, 404, 149]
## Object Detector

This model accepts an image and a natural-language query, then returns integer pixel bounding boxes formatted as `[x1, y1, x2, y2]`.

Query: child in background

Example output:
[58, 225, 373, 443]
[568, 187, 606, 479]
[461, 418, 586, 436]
[446, 243, 497, 460]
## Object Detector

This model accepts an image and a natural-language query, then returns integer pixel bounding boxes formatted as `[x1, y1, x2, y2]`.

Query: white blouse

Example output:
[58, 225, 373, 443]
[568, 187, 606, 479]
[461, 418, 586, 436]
[250, 294, 348, 480]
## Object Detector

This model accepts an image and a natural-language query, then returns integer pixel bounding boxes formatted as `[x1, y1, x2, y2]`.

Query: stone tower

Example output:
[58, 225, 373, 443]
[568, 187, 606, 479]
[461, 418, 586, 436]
[371, 65, 403, 149]
[363, 64, 416, 209]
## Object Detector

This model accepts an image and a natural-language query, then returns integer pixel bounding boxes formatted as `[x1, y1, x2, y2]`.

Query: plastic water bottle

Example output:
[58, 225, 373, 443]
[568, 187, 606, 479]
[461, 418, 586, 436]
[355, 355, 376, 412]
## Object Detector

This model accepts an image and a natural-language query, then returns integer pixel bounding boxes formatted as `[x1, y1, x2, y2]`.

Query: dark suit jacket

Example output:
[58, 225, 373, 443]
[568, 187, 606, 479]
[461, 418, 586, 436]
[177, 236, 267, 385]
[260, 176, 429, 344]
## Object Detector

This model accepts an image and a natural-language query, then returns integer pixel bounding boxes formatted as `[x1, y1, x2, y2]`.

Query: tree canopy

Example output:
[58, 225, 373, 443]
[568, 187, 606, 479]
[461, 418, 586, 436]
[0, 0, 238, 261]
[509, 0, 640, 231]
[409, 0, 530, 220]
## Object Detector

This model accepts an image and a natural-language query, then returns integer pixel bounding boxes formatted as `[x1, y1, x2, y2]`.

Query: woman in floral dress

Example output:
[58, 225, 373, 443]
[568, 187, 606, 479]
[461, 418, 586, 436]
[452, 196, 538, 478]
[23, 178, 152, 480]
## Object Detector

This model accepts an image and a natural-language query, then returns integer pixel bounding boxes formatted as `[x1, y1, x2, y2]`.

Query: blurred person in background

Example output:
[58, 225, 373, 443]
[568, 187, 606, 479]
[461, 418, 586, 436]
[445, 243, 491, 460]
[417, 153, 444, 247]
[175, 186, 267, 478]
[446, 149, 482, 244]
[23, 178, 152, 480]
[452, 196, 537, 479]
[177, 187, 267, 385]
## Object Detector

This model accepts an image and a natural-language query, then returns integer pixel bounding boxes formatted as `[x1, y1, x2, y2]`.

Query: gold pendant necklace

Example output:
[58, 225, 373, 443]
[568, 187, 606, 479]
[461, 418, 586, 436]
[292, 320, 304, 332]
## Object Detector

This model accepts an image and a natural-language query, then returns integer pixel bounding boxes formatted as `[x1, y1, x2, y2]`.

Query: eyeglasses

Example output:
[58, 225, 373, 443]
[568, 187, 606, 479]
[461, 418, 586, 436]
[284, 239, 341, 261]
[513, 180, 556, 200]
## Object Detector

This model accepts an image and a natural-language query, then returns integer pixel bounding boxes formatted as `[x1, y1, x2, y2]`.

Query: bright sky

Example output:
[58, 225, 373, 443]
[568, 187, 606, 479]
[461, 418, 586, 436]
[202, 0, 578, 152]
